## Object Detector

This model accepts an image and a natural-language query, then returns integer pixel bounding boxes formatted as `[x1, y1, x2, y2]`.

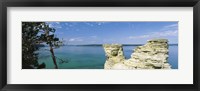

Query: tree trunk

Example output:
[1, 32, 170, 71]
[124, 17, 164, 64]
[49, 45, 58, 69]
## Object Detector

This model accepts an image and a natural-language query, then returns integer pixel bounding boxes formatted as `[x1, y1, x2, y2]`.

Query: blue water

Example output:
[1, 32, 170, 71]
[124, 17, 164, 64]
[37, 45, 178, 69]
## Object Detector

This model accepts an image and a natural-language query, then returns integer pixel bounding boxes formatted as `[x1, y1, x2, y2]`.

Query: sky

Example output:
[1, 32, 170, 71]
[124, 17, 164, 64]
[47, 22, 178, 45]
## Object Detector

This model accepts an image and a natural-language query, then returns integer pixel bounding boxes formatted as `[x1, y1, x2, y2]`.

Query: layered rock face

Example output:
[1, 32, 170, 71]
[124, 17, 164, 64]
[103, 44, 125, 69]
[103, 39, 171, 69]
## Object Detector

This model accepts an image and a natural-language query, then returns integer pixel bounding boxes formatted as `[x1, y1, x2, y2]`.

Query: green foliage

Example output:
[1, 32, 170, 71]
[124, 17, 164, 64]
[38, 24, 59, 46]
[22, 22, 60, 69]
[22, 22, 43, 68]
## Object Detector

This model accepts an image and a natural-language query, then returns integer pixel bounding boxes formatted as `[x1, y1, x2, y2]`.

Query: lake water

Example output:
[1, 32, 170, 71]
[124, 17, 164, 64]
[37, 45, 178, 69]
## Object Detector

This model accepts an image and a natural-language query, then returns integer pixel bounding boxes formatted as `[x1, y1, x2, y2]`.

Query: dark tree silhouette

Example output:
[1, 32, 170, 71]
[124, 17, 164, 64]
[22, 22, 43, 69]
[22, 22, 60, 69]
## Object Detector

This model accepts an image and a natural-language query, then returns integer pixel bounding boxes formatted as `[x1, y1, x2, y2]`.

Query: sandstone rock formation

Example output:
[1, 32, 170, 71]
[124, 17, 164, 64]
[103, 39, 171, 69]
[103, 44, 125, 69]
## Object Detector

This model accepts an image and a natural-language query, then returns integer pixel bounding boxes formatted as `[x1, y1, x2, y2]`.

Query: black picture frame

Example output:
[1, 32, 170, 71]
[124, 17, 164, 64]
[0, 0, 199, 91]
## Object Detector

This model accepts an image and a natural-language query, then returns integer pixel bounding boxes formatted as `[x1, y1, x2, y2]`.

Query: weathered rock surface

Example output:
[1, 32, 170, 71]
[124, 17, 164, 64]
[103, 44, 125, 69]
[103, 39, 171, 69]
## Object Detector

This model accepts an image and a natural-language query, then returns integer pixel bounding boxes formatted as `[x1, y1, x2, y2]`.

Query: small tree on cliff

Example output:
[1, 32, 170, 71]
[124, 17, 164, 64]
[39, 23, 60, 69]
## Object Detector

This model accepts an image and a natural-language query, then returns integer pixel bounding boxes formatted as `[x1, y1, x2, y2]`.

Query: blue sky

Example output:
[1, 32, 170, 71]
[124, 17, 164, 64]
[47, 22, 178, 45]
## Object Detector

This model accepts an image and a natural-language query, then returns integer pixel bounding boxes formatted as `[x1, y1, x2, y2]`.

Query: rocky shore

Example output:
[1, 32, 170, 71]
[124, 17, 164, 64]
[103, 39, 171, 69]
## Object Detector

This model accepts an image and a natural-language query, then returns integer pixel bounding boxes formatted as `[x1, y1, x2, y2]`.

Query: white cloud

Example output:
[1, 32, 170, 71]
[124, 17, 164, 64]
[65, 23, 69, 26]
[85, 22, 108, 27]
[85, 23, 94, 27]
[97, 23, 102, 25]
[129, 23, 178, 39]
[65, 23, 77, 28]
[129, 35, 149, 39]
[96, 22, 107, 26]
[103, 39, 116, 43]
[162, 23, 178, 31]
[90, 41, 97, 43]
[47, 22, 62, 29]
[153, 30, 178, 36]
[90, 36, 97, 38]
[164, 24, 178, 28]
[129, 30, 178, 39]
[69, 37, 83, 42]
[55, 22, 60, 24]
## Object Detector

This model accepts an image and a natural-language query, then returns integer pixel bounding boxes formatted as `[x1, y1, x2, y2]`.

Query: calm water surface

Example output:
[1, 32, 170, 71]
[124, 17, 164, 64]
[37, 45, 178, 69]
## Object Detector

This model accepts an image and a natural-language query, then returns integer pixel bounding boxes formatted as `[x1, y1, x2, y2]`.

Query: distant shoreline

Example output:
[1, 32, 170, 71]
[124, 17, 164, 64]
[37, 44, 178, 47]
[69, 44, 178, 46]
